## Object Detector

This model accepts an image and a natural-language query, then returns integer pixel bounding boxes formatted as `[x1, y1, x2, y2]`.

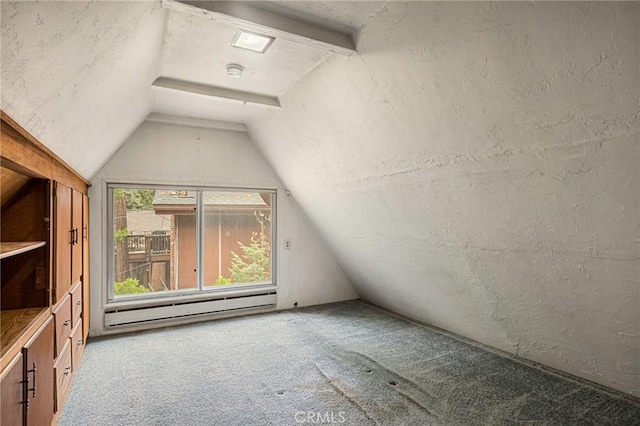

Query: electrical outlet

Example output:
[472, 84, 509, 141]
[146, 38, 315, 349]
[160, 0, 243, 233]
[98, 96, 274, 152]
[285, 239, 292, 249]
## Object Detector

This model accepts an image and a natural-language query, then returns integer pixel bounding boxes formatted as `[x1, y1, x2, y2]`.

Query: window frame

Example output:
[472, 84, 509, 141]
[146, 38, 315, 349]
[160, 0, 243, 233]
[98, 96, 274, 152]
[106, 183, 277, 304]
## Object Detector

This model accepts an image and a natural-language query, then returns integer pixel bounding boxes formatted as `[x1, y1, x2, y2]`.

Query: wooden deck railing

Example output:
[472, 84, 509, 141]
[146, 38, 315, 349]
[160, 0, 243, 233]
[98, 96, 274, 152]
[126, 234, 170, 255]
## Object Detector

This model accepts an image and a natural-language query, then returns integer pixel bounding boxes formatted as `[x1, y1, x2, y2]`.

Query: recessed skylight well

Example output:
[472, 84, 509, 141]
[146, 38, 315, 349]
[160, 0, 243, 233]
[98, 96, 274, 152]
[231, 30, 275, 53]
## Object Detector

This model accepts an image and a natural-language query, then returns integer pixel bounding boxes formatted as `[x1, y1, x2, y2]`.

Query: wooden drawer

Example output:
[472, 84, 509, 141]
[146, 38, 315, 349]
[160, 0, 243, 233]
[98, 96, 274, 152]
[70, 281, 82, 328]
[53, 295, 72, 357]
[53, 339, 72, 413]
[70, 320, 84, 373]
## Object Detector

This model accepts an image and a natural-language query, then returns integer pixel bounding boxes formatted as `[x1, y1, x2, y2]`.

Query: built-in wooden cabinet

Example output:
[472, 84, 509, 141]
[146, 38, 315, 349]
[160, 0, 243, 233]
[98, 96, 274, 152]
[53, 295, 72, 358]
[71, 189, 83, 290]
[0, 352, 24, 426]
[0, 317, 56, 426]
[54, 182, 72, 302]
[54, 182, 84, 303]
[23, 317, 55, 426]
[70, 319, 84, 373]
[71, 282, 83, 329]
[53, 339, 72, 413]
[0, 111, 90, 425]
[0, 173, 50, 311]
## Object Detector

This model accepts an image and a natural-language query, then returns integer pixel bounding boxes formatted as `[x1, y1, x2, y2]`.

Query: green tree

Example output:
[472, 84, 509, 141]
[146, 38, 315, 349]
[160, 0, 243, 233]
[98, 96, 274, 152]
[115, 189, 156, 210]
[228, 211, 270, 284]
[229, 241, 270, 283]
[115, 227, 129, 243]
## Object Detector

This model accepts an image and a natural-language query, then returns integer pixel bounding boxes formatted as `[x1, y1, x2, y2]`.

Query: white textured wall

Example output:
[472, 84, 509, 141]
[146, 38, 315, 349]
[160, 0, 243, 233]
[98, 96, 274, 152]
[248, 2, 639, 395]
[1, 1, 165, 178]
[88, 121, 357, 336]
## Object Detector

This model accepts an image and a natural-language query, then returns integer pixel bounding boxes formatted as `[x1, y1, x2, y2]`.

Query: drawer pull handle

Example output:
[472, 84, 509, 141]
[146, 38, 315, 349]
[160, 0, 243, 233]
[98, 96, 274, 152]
[26, 362, 37, 397]
[77, 339, 83, 346]
[64, 366, 71, 376]
[63, 320, 71, 327]
[20, 377, 31, 409]
[76, 300, 82, 306]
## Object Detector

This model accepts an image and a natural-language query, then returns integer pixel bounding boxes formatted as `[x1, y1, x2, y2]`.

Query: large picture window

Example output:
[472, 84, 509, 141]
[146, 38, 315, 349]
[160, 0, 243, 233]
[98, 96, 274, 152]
[107, 185, 275, 301]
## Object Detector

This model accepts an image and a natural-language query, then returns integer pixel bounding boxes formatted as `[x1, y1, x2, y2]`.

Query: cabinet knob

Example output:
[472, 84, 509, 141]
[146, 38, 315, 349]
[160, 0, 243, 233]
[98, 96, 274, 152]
[63, 319, 71, 327]
[77, 300, 82, 306]
[64, 366, 71, 376]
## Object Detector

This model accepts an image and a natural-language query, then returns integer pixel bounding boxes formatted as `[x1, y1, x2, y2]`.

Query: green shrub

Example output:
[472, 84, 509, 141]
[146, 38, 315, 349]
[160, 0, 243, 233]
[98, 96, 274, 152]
[215, 276, 232, 285]
[115, 277, 149, 295]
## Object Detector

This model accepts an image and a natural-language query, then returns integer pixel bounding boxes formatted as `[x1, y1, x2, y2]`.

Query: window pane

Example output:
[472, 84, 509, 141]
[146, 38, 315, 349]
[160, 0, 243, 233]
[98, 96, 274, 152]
[202, 191, 272, 287]
[112, 188, 196, 297]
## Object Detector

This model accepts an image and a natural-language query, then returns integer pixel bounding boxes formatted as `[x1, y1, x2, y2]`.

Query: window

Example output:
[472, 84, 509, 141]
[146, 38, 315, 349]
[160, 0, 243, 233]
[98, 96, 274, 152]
[107, 185, 275, 301]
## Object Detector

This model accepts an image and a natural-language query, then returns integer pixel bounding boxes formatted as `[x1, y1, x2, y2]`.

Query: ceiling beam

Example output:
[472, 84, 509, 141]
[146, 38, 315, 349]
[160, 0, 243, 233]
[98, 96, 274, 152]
[146, 113, 248, 132]
[152, 77, 281, 108]
[161, 0, 356, 55]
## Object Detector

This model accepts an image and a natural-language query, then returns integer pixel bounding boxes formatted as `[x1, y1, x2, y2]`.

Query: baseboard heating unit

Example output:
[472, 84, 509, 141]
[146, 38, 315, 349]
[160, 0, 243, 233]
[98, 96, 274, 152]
[104, 289, 277, 329]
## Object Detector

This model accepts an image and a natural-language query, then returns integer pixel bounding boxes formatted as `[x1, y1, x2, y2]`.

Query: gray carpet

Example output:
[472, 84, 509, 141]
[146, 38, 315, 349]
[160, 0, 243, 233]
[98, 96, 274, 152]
[59, 301, 640, 425]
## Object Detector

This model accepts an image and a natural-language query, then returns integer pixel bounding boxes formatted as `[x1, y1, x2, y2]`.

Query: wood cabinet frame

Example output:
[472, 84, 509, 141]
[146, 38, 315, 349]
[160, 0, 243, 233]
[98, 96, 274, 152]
[1, 110, 91, 424]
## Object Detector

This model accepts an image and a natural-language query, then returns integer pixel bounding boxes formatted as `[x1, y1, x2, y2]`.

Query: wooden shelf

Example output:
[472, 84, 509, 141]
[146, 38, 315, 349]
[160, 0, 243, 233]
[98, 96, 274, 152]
[0, 241, 46, 260]
[0, 307, 50, 371]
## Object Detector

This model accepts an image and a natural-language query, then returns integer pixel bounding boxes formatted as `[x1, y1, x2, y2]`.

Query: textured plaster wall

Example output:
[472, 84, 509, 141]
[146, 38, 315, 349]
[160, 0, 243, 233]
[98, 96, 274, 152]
[248, 2, 640, 395]
[1, 1, 165, 178]
[88, 121, 357, 336]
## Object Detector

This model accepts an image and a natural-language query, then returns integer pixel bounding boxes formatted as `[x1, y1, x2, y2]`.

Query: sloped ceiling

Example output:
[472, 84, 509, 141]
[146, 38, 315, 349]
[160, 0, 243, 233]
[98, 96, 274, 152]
[245, 2, 639, 396]
[1, 1, 166, 178]
[2, 1, 638, 397]
[1, 0, 385, 177]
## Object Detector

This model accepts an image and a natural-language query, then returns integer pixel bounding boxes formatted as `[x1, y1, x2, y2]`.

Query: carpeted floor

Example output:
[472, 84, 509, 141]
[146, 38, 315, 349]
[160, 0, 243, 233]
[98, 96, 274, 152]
[59, 301, 640, 425]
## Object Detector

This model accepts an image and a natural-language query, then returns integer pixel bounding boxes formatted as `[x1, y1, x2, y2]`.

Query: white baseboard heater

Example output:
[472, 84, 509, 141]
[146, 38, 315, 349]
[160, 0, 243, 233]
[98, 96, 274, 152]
[104, 289, 277, 329]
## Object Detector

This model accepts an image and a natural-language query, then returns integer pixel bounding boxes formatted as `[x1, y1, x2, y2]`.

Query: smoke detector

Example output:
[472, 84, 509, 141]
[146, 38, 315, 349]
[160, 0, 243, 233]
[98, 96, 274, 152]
[226, 64, 244, 78]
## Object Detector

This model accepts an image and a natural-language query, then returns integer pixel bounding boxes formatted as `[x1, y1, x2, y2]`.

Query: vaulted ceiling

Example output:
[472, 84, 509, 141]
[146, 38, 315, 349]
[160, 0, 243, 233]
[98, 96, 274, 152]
[2, 1, 638, 397]
[1, 0, 386, 178]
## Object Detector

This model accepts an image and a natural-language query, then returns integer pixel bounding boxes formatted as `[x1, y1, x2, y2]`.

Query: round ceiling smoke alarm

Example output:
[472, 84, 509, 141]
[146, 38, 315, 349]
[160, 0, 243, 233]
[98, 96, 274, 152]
[226, 64, 244, 78]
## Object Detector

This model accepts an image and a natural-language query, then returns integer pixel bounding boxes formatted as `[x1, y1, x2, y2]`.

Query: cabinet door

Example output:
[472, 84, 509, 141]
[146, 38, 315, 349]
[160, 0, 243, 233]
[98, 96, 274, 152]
[55, 182, 72, 303]
[0, 353, 24, 426]
[71, 188, 83, 287]
[82, 193, 90, 341]
[23, 316, 55, 426]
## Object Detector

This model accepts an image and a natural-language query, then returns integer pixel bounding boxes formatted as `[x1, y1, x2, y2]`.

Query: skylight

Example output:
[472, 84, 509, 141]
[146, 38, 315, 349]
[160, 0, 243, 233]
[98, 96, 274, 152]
[231, 30, 275, 53]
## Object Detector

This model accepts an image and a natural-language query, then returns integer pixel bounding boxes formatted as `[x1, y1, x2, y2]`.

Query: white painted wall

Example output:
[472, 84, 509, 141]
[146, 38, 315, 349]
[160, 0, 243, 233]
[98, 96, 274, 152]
[88, 121, 357, 336]
[247, 2, 639, 395]
[1, 1, 166, 178]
